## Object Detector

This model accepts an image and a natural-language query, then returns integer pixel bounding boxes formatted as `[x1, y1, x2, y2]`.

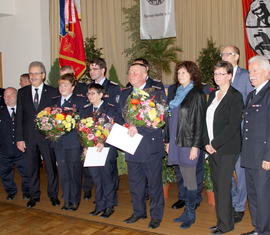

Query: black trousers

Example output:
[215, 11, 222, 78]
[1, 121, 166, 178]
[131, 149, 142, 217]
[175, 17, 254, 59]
[25, 141, 59, 199]
[209, 153, 238, 233]
[245, 167, 270, 234]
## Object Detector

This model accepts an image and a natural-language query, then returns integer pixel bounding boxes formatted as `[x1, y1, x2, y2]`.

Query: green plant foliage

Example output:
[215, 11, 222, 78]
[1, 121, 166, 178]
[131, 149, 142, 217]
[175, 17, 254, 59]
[197, 37, 221, 88]
[122, 0, 182, 81]
[117, 150, 127, 176]
[47, 58, 60, 88]
[163, 151, 176, 186]
[204, 156, 214, 192]
[82, 36, 103, 83]
[108, 64, 124, 88]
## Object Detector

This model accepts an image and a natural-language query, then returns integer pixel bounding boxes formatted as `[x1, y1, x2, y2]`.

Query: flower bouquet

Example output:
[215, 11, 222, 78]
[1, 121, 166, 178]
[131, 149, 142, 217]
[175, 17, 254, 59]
[123, 87, 167, 129]
[36, 106, 80, 141]
[76, 113, 114, 148]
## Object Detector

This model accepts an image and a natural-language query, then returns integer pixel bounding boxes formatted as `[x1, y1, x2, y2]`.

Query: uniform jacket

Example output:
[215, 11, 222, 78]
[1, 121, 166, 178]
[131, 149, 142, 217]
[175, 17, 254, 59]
[241, 82, 270, 169]
[203, 86, 243, 155]
[50, 94, 84, 149]
[115, 85, 166, 162]
[15, 84, 58, 145]
[232, 67, 253, 105]
[165, 86, 206, 149]
[0, 106, 22, 156]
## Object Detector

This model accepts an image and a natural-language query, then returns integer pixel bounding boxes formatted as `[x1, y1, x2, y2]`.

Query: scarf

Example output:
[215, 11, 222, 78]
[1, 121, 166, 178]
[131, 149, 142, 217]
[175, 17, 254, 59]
[169, 82, 194, 109]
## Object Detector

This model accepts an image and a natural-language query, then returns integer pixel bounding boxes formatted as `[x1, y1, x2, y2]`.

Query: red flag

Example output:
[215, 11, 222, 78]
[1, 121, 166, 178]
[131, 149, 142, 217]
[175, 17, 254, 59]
[242, 0, 270, 67]
[59, 0, 86, 79]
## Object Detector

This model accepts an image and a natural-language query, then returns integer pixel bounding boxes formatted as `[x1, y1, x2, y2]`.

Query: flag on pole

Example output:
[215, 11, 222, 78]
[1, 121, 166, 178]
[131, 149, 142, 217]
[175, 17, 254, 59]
[140, 0, 176, 40]
[242, 0, 270, 67]
[59, 0, 86, 79]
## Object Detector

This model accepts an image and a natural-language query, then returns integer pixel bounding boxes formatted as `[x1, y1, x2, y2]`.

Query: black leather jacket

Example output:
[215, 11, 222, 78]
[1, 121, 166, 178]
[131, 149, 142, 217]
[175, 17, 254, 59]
[165, 86, 206, 148]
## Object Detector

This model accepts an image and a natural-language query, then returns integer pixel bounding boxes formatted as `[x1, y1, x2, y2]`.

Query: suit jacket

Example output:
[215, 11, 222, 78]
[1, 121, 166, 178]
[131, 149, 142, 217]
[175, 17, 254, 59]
[0, 88, 5, 107]
[115, 84, 166, 162]
[15, 84, 58, 145]
[50, 94, 84, 149]
[203, 86, 243, 155]
[232, 67, 253, 105]
[241, 81, 270, 169]
[0, 106, 22, 156]
[126, 76, 165, 92]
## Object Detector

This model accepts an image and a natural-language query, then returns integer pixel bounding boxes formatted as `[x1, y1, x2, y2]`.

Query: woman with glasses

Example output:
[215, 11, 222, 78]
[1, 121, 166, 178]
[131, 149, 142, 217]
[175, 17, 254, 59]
[82, 83, 118, 219]
[51, 73, 85, 212]
[203, 61, 243, 234]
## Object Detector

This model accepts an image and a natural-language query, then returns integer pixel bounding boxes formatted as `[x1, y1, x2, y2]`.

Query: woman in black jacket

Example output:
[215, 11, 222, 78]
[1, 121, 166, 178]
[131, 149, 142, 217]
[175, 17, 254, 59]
[165, 61, 206, 229]
[203, 61, 243, 234]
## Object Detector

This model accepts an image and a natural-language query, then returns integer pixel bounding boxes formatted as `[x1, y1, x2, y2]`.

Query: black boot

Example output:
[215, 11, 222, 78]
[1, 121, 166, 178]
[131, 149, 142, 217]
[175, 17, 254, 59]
[180, 189, 196, 229]
[173, 187, 187, 223]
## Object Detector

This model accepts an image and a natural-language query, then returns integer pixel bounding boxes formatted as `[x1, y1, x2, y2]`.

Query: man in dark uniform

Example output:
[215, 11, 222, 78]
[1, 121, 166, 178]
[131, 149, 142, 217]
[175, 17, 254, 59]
[0, 87, 30, 201]
[115, 63, 165, 229]
[16, 61, 60, 208]
[241, 55, 270, 235]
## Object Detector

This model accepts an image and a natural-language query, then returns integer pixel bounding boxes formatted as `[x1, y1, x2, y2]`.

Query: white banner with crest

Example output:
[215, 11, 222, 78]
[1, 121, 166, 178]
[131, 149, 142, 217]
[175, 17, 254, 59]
[140, 0, 176, 39]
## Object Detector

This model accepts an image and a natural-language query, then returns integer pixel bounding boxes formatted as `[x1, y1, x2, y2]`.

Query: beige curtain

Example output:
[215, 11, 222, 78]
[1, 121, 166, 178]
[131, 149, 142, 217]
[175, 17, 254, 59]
[50, 0, 245, 85]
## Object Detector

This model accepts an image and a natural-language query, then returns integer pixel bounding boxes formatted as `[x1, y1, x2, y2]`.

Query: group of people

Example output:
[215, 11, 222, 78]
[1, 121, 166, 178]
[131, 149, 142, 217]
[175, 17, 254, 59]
[0, 45, 269, 234]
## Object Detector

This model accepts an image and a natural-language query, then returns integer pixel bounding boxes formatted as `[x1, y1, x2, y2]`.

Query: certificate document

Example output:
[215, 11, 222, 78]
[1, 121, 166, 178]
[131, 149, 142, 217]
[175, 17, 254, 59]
[106, 123, 143, 155]
[84, 147, 110, 167]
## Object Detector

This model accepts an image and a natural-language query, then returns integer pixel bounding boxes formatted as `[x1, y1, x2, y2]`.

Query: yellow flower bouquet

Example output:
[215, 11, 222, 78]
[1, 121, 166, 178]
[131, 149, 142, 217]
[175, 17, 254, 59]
[36, 106, 80, 141]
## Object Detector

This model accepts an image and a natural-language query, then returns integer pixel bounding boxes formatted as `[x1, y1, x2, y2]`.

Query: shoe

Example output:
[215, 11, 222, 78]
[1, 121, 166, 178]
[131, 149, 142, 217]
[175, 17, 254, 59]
[50, 197, 60, 207]
[61, 202, 70, 211]
[171, 199, 185, 209]
[148, 219, 161, 229]
[241, 231, 259, 235]
[83, 191, 92, 200]
[124, 214, 147, 224]
[100, 207, 114, 218]
[211, 228, 224, 234]
[195, 203, 200, 210]
[89, 210, 103, 216]
[234, 211, 244, 223]
[27, 198, 40, 208]
[22, 193, 31, 200]
[6, 194, 17, 201]
[209, 225, 218, 230]
[69, 203, 79, 211]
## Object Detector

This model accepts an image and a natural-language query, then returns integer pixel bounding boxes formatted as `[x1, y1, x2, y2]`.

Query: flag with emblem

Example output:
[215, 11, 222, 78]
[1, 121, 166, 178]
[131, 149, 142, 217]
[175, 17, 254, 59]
[59, 0, 86, 79]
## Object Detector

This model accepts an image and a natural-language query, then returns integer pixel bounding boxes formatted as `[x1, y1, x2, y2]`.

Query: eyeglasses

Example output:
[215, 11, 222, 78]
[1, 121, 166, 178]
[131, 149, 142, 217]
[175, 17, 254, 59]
[29, 72, 43, 76]
[220, 53, 237, 57]
[213, 73, 228, 77]
[86, 92, 97, 96]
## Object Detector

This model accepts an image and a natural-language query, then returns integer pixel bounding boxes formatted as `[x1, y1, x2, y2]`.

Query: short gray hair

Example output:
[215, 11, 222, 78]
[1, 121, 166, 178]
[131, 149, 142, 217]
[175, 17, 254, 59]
[29, 61, 46, 76]
[248, 55, 270, 71]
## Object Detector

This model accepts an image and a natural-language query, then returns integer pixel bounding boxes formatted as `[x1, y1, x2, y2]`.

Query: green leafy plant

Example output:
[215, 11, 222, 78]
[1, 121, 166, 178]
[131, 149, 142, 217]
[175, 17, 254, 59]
[204, 156, 213, 192]
[162, 151, 176, 186]
[197, 37, 221, 88]
[47, 58, 60, 88]
[108, 64, 124, 88]
[117, 150, 127, 176]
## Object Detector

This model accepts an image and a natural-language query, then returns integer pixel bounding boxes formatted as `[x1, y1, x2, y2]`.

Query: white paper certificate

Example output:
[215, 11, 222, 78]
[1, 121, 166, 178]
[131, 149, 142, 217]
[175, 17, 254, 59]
[84, 147, 110, 167]
[105, 123, 143, 155]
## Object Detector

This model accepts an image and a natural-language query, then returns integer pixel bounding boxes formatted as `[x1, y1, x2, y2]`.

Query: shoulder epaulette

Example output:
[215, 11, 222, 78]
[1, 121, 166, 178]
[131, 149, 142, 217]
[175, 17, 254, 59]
[153, 79, 162, 82]
[152, 85, 161, 90]
[107, 103, 115, 107]
[110, 81, 118, 86]
[76, 94, 85, 98]
[52, 95, 60, 99]
[121, 86, 132, 90]
[84, 103, 91, 108]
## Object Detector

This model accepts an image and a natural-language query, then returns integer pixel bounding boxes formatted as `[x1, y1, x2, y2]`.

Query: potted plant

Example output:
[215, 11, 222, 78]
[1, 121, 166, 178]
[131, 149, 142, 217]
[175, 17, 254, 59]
[162, 152, 176, 198]
[204, 155, 215, 205]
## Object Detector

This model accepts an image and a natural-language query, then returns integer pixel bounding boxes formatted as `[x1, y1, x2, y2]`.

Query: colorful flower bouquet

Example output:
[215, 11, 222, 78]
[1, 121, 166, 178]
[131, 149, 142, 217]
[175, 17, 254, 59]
[123, 87, 167, 129]
[36, 106, 80, 141]
[76, 113, 114, 148]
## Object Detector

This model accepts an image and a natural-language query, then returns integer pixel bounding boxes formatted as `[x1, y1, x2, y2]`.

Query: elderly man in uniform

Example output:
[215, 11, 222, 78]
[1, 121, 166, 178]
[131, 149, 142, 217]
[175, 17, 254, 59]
[115, 63, 165, 229]
[0, 87, 30, 201]
[241, 55, 270, 235]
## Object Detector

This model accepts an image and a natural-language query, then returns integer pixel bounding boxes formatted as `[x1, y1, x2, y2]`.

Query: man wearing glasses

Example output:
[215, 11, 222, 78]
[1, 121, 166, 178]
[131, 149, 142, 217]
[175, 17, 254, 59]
[221, 46, 253, 223]
[16, 61, 59, 208]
